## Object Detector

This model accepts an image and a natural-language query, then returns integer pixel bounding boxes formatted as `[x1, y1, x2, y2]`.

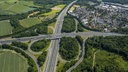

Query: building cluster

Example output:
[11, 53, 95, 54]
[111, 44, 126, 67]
[69, 2, 128, 32]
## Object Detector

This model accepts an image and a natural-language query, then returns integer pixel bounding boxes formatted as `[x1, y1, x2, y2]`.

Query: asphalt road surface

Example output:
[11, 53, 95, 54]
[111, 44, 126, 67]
[0, 32, 125, 44]
[43, 0, 78, 72]
[13, 46, 40, 72]
[66, 39, 86, 72]
[0, 0, 126, 72]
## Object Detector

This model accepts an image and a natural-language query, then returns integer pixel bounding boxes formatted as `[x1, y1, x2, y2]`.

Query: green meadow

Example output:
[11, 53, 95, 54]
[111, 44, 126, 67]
[0, 0, 39, 15]
[19, 17, 42, 28]
[0, 50, 28, 72]
[0, 20, 13, 36]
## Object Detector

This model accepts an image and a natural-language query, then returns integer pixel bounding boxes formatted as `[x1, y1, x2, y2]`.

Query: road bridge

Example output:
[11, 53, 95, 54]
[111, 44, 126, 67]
[0, 32, 124, 44]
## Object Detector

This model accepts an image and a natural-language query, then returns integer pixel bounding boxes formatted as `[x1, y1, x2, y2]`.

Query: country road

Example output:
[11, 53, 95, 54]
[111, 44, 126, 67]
[28, 40, 42, 55]
[66, 39, 86, 72]
[74, 18, 78, 32]
[24, 51, 40, 72]
[13, 46, 40, 72]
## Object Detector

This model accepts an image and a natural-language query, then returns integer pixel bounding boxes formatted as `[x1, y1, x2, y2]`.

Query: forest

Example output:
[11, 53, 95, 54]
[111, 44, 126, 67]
[37, 51, 47, 67]
[31, 39, 50, 52]
[61, 15, 76, 33]
[86, 36, 128, 60]
[61, 60, 77, 72]
[73, 36, 128, 72]
[11, 41, 28, 50]
[59, 37, 79, 60]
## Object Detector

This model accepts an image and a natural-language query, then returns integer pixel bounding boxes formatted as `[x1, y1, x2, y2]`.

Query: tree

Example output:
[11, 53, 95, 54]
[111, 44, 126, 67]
[31, 39, 50, 52]
[37, 51, 47, 67]
[11, 41, 28, 50]
[28, 67, 35, 72]
[59, 37, 79, 60]
[76, 35, 83, 46]
[61, 15, 76, 33]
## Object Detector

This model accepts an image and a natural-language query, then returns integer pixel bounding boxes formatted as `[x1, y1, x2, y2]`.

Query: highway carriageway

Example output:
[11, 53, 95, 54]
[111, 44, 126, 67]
[0, 32, 125, 44]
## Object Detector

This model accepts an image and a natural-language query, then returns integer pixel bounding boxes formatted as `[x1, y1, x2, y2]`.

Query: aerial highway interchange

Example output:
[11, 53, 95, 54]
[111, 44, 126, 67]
[0, 0, 127, 72]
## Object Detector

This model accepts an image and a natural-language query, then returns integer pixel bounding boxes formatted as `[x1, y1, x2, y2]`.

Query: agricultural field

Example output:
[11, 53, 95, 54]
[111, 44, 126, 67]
[19, 17, 42, 28]
[0, 20, 13, 36]
[0, 0, 18, 2]
[0, 50, 28, 72]
[0, 0, 40, 15]
[41, 4, 66, 17]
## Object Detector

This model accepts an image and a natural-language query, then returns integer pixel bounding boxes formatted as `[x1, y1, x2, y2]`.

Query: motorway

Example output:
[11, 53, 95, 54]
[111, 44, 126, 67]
[0, 0, 126, 72]
[0, 32, 125, 44]
[44, 0, 78, 72]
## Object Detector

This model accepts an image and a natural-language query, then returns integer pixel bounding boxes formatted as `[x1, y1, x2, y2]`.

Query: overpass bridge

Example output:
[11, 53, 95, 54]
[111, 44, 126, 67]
[0, 32, 125, 44]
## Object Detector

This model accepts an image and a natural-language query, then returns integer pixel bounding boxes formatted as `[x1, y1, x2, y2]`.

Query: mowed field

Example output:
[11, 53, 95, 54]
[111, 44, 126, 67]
[0, 0, 17, 2]
[19, 4, 66, 28]
[0, 20, 13, 36]
[0, 50, 28, 72]
[0, 0, 39, 15]
[19, 17, 42, 28]
[42, 4, 66, 16]
[39, 4, 66, 21]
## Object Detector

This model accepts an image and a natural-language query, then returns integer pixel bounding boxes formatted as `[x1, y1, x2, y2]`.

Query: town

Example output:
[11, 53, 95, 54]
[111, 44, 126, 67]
[70, 2, 128, 32]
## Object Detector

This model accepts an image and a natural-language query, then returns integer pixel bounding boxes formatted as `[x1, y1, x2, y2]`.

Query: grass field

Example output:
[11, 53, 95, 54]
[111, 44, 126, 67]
[0, 0, 39, 15]
[0, 20, 13, 36]
[69, 5, 80, 12]
[95, 49, 128, 70]
[42, 4, 66, 16]
[0, 0, 18, 2]
[0, 50, 28, 72]
[19, 17, 42, 28]
[48, 22, 56, 28]
[73, 47, 128, 71]
[47, 22, 56, 34]
[56, 59, 66, 72]
[48, 28, 53, 34]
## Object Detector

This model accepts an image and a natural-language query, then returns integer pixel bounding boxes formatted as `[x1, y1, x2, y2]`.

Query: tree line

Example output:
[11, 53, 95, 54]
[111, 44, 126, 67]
[11, 41, 28, 50]
[37, 51, 47, 67]
[9, 19, 56, 38]
[61, 60, 77, 72]
[73, 36, 128, 72]
[86, 36, 128, 60]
